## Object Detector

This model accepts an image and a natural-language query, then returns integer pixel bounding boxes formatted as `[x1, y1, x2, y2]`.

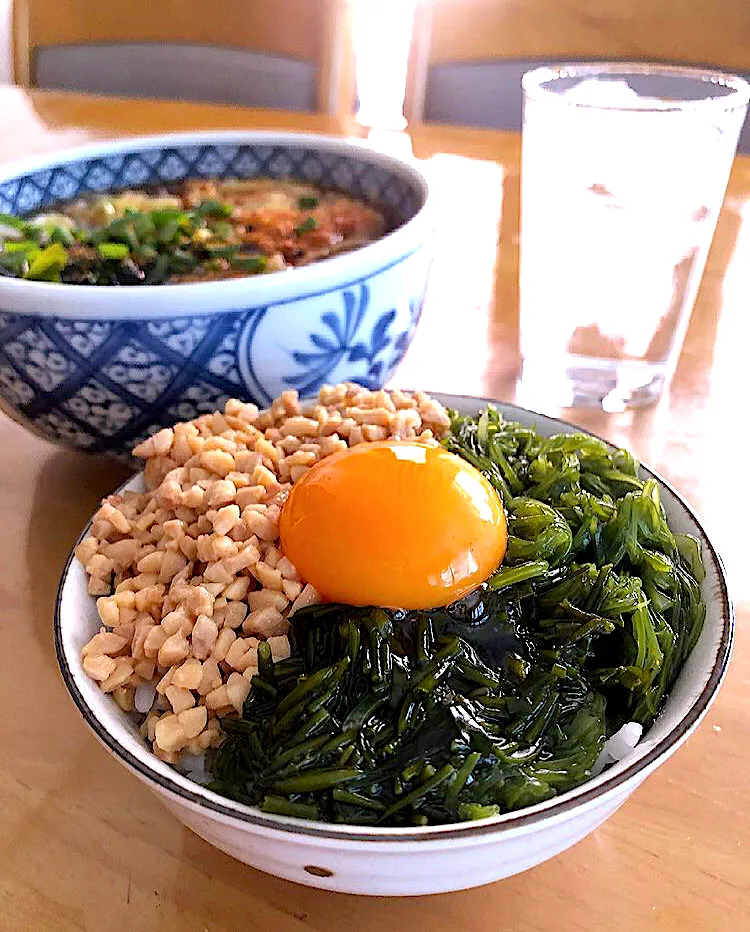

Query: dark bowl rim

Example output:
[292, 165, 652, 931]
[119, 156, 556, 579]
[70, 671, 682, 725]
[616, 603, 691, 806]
[0, 129, 431, 301]
[53, 393, 734, 843]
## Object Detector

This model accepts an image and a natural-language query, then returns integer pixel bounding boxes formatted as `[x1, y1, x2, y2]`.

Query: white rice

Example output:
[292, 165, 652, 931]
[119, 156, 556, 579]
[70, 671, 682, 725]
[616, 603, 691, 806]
[134, 682, 157, 714]
[591, 721, 643, 777]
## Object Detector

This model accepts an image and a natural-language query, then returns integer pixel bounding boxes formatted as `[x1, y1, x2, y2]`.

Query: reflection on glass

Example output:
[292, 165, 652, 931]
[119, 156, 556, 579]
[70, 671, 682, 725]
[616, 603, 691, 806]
[519, 64, 750, 411]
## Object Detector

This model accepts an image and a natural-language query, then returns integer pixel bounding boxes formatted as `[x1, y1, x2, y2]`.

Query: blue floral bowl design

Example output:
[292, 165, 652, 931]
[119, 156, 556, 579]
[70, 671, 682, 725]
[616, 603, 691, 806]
[0, 131, 432, 455]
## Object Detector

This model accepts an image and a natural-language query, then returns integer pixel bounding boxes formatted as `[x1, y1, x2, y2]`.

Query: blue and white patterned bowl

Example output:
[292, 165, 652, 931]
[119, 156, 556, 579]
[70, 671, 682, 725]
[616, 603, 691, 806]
[0, 131, 432, 455]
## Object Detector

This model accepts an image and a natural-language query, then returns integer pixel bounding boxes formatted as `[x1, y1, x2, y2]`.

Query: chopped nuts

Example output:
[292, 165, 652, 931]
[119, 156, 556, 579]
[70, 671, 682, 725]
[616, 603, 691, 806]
[161, 607, 189, 636]
[78, 384, 451, 761]
[210, 504, 240, 536]
[200, 449, 235, 477]
[179, 705, 208, 739]
[282, 578, 303, 602]
[223, 601, 248, 630]
[226, 672, 251, 712]
[204, 684, 231, 711]
[165, 685, 196, 714]
[211, 627, 236, 663]
[156, 665, 176, 694]
[143, 625, 168, 659]
[86, 553, 115, 579]
[99, 657, 135, 693]
[197, 658, 222, 696]
[224, 576, 250, 601]
[171, 657, 203, 690]
[243, 606, 288, 637]
[75, 536, 99, 565]
[246, 589, 288, 614]
[113, 686, 135, 712]
[82, 630, 128, 657]
[253, 561, 283, 591]
[191, 615, 219, 659]
[134, 657, 156, 680]
[157, 631, 190, 667]
[289, 583, 321, 616]
[83, 653, 117, 681]
[154, 713, 188, 753]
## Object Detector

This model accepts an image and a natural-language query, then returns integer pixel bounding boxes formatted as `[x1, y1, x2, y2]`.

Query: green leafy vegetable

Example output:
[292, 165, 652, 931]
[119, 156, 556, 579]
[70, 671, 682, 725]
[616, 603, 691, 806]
[209, 407, 705, 827]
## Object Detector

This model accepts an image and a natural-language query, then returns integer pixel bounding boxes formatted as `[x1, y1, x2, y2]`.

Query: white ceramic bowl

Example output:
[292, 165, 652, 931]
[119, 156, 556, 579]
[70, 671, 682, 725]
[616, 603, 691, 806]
[54, 397, 733, 896]
[0, 131, 431, 455]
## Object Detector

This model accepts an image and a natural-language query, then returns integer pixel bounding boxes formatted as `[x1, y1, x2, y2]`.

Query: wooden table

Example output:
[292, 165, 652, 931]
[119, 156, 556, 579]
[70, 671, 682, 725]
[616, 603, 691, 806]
[0, 87, 747, 931]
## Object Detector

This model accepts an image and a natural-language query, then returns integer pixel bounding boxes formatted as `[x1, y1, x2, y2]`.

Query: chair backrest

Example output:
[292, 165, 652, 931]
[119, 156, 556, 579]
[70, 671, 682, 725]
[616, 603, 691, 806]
[406, 0, 750, 149]
[12, 0, 353, 115]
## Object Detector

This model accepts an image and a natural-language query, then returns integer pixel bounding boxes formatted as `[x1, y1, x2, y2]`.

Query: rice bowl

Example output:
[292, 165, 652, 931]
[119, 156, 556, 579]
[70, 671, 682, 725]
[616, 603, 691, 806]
[54, 393, 733, 894]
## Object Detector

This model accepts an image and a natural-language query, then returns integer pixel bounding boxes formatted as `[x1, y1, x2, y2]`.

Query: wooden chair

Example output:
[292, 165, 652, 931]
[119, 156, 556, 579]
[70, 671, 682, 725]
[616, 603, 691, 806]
[406, 0, 750, 149]
[12, 0, 355, 116]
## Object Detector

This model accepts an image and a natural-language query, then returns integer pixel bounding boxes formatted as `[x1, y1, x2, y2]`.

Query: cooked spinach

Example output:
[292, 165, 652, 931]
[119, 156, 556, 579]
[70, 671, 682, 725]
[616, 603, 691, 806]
[210, 407, 706, 826]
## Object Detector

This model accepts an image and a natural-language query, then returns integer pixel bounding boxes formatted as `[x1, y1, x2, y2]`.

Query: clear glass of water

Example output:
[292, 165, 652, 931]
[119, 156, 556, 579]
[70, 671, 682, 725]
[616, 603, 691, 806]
[519, 63, 750, 411]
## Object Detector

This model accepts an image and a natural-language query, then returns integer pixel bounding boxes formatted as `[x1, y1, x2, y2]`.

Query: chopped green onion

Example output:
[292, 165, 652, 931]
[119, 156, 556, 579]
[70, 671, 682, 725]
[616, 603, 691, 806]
[144, 253, 171, 284]
[210, 220, 233, 240]
[203, 258, 227, 272]
[204, 244, 238, 260]
[96, 242, 130, 260]
[295, 216, 318, 236]
[48, 226, 75, 246]
[230, 254, 267, 273]
[133, 244, 158, 264]
[195, 199, 233, 219]
[4, 241, 39, 254]
[0, 212, 26, 230]
[25, 243, 68, 281]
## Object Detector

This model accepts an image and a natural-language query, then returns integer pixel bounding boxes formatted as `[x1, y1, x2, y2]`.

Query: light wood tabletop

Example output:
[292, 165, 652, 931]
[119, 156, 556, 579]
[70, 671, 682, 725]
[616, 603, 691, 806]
[0, 86, 747, 931]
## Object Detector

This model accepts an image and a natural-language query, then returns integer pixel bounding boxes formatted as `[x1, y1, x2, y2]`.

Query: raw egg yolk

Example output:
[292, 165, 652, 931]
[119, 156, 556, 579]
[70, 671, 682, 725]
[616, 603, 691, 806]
[279, 441, 507, 609]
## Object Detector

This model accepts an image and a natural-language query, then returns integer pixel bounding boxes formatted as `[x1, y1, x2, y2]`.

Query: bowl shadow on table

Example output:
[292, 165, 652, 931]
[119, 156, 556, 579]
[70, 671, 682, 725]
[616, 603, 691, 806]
[24, 446, 132, 663]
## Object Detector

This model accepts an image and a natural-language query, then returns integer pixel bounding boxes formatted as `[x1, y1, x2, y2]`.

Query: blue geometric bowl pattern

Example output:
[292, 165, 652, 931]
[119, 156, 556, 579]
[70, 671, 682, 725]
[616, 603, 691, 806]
[0, 142, 422, 219]
[0, 139, 430, 455]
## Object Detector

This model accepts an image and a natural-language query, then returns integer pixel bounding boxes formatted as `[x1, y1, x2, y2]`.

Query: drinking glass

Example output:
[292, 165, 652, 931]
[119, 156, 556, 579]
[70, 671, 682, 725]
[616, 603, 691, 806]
[519, 63, 750, 410]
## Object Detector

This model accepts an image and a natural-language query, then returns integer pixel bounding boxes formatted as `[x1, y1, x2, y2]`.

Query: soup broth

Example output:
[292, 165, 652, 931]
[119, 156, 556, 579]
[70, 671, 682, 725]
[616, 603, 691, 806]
[0, 178, 389, 285]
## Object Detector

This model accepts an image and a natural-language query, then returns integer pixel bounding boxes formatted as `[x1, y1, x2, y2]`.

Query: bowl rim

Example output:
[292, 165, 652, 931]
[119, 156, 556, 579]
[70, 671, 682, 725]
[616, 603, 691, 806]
[0, 129, 431, 313]
[54, 394, 734, 842]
